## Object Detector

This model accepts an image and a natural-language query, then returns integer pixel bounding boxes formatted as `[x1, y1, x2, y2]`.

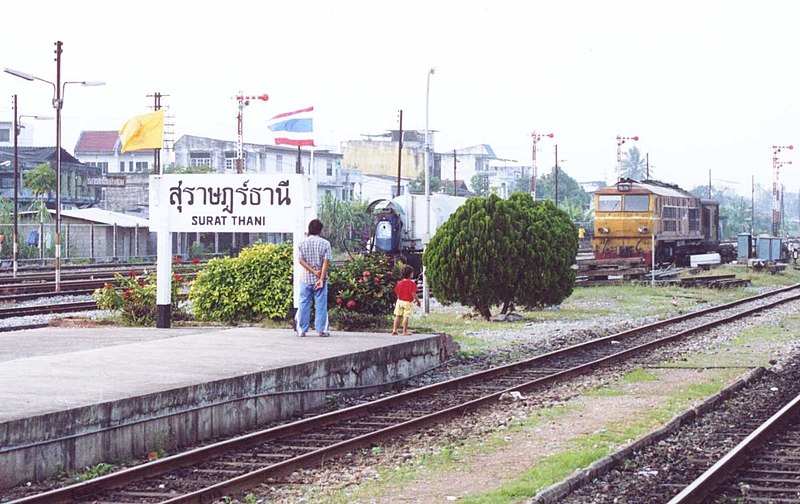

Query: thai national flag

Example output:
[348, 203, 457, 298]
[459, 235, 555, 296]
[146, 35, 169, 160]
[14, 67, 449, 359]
[267, 106, 314, 147]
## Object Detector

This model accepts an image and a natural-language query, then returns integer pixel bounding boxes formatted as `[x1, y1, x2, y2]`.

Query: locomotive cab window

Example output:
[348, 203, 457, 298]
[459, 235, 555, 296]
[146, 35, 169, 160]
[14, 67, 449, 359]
[598, 195, 622, 211]
[623, 195, 649, 212]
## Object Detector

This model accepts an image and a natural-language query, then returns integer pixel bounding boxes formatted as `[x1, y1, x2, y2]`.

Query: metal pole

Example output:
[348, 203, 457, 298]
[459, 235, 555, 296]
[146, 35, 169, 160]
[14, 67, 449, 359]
[708, 169, 712, 199]
[531, 135, 537, 200]
[646, 153, 649, 180]
[751, 175, 755, 235]
[423, 67, 434, 314]
[453, 149, 457, 196]
[396, 109, 403, 197]
[54, 40, 63, 293]
[554, 144, 559, 205]
[12, 94, 18, 278]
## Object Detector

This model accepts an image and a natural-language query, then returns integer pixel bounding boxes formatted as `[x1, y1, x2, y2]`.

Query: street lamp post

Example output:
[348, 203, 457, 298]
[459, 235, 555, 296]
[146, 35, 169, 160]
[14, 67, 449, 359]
[4, 41, 104, 292]
[10, 94, 52, 278]
[423, 67, 435, 314]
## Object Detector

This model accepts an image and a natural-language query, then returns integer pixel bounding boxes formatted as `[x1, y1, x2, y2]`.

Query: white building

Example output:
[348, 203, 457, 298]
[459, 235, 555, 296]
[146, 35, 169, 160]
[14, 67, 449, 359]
[74, 131, 157, 174]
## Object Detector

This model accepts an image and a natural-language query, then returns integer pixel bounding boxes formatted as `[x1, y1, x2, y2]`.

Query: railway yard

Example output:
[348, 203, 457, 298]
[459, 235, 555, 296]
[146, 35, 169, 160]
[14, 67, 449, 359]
[2, 264, 800, 503]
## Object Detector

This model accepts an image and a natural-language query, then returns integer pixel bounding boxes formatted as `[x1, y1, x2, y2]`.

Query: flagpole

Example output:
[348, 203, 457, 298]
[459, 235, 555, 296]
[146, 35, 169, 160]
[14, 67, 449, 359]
[296, 145, 302, 174]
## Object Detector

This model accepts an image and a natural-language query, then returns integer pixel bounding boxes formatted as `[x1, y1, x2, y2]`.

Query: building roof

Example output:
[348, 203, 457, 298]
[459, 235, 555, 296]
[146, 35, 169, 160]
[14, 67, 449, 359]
[0, 146, 81, 164]
[59, 208, 150, 228]
[74, 131, 119, 153]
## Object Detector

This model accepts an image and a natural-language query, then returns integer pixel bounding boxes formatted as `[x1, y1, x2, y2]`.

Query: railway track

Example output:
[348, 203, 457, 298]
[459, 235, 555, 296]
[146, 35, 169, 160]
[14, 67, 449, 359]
[670, 391, 800, 503]
[9, 284, 800, 503]
[0, 300, 99, 319]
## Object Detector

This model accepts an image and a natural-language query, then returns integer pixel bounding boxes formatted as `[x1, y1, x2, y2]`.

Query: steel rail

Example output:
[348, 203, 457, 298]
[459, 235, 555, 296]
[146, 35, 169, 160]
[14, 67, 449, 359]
[0, 301, 98, 319]
[9, 284, 800, 504]
[668, 392, 800, 503]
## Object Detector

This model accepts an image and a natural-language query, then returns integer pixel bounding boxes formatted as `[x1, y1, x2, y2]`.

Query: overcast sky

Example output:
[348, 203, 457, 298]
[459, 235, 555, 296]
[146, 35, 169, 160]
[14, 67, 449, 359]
[2, 0, 799, 196]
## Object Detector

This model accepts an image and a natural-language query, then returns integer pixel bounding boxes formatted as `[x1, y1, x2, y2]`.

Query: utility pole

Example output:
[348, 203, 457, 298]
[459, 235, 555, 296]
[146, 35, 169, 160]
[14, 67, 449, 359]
[235, 92, 268, 173]
[530, 131, 553, 200]
[146, 92, 168, 174]
[396, 110, 403, 197]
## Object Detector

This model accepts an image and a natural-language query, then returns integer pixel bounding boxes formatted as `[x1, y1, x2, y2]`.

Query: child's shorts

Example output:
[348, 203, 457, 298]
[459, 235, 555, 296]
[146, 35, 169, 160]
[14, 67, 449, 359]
[394, 300, 415, 318]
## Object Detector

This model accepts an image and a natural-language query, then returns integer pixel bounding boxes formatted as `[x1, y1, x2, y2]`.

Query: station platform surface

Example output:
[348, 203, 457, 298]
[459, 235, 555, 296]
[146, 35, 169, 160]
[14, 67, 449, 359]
[0, 325, 452, 488]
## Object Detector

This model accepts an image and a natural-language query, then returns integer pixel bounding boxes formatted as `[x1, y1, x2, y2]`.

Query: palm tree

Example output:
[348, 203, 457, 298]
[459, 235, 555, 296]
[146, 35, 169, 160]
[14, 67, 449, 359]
[620, 146, 649, 180]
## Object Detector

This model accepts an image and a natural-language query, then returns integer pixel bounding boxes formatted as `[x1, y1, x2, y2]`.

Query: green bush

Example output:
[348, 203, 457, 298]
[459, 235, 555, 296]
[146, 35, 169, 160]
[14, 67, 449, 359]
[188, 242, 293, 322]
[327, 253, 403, 330]
[423, 194, 578, 319]
[93, 269, 188, 326]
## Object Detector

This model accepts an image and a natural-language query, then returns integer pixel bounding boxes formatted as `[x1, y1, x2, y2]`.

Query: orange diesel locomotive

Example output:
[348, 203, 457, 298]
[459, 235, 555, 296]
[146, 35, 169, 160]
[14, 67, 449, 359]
[592, 178, 725, 266]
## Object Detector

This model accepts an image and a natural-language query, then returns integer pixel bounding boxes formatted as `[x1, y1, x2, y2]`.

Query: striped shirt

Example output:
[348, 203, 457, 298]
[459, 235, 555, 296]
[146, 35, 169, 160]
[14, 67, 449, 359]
[298, 234, 332, 284]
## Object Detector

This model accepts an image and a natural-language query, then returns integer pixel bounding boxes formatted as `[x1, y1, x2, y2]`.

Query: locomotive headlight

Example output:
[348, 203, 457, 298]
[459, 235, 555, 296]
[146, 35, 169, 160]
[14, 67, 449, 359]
[598, 227, 610, 234]
[637, 226, 649, 233]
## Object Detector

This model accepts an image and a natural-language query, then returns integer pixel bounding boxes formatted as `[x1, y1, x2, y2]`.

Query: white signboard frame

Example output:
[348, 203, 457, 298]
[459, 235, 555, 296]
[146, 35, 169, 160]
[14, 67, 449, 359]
[149, 173, 309, 328]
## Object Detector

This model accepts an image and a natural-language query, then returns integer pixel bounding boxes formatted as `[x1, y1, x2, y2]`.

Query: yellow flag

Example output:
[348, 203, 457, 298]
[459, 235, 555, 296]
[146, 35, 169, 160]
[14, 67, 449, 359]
[119, 109, 164, 153]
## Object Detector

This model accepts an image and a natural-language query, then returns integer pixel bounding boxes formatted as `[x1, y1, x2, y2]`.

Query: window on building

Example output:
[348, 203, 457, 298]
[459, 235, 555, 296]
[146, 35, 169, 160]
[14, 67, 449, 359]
[224, 152, 240, 172]
[189, 152, 211, 169]
[276, 154, 283, 172]
[597, 195, 622, 211]
[0, 128, 9, 142]
[128, 161, 134, 171]
[135, 161, 148, 172]
[326, 159, 333, 176]
[119, 162, 125, 172]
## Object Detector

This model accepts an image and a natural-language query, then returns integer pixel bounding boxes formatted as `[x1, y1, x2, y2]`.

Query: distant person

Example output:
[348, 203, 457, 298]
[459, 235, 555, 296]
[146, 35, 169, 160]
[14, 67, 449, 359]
[27, 230, 38, 247]
[296, 218, 332, 337]
[391, 265, 421, 336]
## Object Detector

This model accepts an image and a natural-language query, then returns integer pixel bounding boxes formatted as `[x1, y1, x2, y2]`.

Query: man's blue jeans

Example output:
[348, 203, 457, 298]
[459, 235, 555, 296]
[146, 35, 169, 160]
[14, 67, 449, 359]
[296, 281, 329, 335]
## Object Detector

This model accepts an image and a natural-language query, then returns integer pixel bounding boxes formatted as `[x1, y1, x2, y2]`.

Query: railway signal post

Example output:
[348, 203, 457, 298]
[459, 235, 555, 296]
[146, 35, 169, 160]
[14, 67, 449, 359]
[234, 92, 269, 173]
[530, 131, 554, 201]
[771, 144, 793, 237]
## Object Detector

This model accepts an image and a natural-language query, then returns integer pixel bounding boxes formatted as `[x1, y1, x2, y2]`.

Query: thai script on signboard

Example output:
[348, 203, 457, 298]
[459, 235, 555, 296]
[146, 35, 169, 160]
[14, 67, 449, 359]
[168, 178, 292, 214]
[87, 176, 126, 187]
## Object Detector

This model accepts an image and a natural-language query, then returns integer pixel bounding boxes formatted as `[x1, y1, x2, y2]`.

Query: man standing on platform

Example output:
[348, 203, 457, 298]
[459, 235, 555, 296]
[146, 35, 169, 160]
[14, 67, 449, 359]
[296, 218, 332, 337]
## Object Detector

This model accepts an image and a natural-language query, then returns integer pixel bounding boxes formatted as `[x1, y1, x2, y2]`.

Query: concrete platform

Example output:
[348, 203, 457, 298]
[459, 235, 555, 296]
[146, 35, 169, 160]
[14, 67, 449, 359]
[0, 326, 454, 489]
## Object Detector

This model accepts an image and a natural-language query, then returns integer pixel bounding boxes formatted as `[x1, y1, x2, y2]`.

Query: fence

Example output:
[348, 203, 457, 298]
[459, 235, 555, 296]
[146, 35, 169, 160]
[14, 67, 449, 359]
[0, 224, 293, 268]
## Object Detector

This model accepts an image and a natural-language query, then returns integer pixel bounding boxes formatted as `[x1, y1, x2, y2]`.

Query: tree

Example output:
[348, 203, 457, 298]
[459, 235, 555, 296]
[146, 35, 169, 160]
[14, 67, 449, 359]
[470, 174, 490, 198]
[535, 167, 591, 208]
[620, 146, 648, 180]
[423, 194, 578, 319]
[23, 162, 56, 222]
[511, 176, 530, 195]
[164, 164, 214, 174]
[408, 171, 442, 194]
[316, 193, 372, 254]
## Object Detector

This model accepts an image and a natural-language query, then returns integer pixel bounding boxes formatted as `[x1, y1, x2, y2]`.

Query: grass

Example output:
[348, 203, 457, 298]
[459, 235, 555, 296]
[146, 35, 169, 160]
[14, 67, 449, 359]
[323, 302, 800, 503]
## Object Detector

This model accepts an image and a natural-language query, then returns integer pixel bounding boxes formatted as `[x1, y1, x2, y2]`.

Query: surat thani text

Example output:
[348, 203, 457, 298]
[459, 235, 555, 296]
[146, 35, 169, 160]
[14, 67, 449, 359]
[191, 215, 266, 226]
[169, 179, 292, 214]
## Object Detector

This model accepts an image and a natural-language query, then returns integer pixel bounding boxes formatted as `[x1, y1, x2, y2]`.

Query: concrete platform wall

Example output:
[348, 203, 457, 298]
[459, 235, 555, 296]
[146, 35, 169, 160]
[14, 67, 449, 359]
[0, 336, 449, 489]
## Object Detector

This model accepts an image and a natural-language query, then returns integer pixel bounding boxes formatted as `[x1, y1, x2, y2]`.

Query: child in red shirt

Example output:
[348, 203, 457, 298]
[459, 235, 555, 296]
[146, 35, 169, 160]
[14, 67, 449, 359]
[392, 265, 421, 336]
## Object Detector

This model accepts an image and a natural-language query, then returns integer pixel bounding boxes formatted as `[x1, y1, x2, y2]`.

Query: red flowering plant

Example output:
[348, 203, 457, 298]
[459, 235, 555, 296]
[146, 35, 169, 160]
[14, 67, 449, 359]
[327, 253, 403, 330]
[93, 269, 188, 326]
